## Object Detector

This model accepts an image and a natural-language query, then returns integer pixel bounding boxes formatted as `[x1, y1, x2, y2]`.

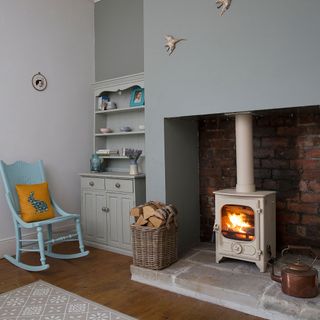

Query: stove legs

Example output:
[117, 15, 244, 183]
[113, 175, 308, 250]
[215, 252, 223, 264]
[256, 260, 268, 273]
[215, 251, 267, 272]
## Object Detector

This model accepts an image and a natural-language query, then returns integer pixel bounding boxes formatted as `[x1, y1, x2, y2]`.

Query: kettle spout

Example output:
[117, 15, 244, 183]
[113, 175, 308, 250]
[270, 259, 282, 283]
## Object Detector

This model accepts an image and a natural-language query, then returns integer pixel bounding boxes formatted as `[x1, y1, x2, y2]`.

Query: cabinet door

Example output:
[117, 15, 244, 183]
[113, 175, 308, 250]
[106, 192, 134, 250]
[81, 190, 107, 244]
[120, 194, 135, 250]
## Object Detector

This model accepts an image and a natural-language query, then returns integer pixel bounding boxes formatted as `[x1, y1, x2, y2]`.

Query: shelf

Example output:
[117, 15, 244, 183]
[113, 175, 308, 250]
[97, 155, 145, 159]
[94, 73, 144, 95]
[95, 131, 145, 137]
[95, 106, 145, 115]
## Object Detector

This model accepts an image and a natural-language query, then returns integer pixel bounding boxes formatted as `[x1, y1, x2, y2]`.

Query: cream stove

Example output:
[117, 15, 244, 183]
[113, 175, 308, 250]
[214, 113, 276, 272]
[214, 189, 276, 272]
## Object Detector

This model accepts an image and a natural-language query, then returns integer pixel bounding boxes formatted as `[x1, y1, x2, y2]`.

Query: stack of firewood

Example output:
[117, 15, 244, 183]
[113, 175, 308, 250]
[130, 201, 177, 228]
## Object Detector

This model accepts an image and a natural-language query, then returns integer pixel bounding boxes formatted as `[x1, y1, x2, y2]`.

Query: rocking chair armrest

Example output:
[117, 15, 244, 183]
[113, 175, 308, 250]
[51, 198, 79, 217]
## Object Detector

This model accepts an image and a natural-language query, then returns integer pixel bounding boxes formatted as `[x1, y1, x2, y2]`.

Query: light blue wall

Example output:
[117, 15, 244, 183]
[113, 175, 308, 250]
[145, 0, 320, 119]
[95, 0, 144, 81]
[145, 0, 320, 198]
[144, 0, 320, 250]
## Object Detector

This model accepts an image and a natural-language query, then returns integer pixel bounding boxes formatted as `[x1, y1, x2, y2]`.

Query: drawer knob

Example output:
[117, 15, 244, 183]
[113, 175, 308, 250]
[102, 207, 109, 213]
[89, 181, 94, 187]
[115, 183, 121, 188]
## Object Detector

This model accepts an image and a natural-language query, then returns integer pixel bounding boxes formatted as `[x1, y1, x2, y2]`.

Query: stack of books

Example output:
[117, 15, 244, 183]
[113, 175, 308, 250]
[96, 149, 119, 156]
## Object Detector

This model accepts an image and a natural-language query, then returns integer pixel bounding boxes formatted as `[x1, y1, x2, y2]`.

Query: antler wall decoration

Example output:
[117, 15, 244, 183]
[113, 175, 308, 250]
[216, 0, 232, 16]
[164, 35, 186, 55]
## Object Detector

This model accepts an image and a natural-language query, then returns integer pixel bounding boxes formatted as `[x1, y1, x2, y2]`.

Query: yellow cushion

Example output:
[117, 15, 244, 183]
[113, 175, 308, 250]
[15, 182, 55, 222]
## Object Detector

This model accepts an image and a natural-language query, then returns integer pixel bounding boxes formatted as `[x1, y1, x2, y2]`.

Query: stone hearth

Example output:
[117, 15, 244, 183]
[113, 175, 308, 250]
[131, 244, 320, 320]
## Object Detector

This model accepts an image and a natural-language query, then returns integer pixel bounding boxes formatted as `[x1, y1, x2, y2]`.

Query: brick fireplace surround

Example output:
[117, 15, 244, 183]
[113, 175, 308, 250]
[199, 105, 320, 249]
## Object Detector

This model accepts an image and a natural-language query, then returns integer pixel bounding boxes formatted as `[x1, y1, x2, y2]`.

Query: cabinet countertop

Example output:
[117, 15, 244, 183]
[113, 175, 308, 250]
[79, 172, 145, 179]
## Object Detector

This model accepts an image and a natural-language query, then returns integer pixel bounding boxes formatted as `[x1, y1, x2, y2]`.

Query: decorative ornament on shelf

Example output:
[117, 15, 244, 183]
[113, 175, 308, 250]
[90, 153, 103, 172]
[120, 126, 132, 132]
[216, 0, 232, 16]
[32, 72, 47, 91]
[125, 149, 142, 175]
[100, 128, 113, 134]
[164, 35, 186, 56]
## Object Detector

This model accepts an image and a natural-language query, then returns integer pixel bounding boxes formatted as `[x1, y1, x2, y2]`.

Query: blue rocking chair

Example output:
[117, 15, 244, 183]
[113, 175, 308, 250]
[0, 160, 89, 271]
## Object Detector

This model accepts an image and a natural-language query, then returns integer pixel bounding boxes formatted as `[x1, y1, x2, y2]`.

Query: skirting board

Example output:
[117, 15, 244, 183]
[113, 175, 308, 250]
[84, 240, 132, 257]
[0, 222, 74, 259]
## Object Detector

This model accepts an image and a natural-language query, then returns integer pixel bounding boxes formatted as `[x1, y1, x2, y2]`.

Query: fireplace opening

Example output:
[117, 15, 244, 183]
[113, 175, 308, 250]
[199, 105, 320, 250]
[221, 204, 255, 241]
[163, 105, 320, 257]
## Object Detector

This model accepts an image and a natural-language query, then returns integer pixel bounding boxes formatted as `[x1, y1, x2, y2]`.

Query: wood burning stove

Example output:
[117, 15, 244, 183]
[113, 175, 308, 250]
[214, 189, 275, 272]
[214, 113, 276, 272]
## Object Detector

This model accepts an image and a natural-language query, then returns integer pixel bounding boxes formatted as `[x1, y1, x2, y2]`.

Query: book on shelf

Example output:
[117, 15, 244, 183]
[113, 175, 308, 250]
[96, 149, 119, 156]
[97, 96, 109, 111]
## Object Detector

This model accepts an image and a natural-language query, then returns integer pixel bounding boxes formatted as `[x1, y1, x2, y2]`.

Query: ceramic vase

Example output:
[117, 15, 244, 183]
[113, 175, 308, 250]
[129, 164, 138, 175]
[90, 154, 103, 172]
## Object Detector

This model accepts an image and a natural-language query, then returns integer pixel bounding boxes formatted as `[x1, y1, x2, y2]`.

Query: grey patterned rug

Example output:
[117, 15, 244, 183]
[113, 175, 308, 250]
[0, 280, 136, 320]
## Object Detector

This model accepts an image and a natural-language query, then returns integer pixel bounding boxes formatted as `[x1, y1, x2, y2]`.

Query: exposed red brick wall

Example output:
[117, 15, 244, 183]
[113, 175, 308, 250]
[199, 106, 320, 249]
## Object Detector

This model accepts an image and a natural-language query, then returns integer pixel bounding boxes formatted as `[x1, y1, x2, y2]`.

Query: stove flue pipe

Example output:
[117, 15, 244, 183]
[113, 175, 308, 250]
[235, 113, 256, 193]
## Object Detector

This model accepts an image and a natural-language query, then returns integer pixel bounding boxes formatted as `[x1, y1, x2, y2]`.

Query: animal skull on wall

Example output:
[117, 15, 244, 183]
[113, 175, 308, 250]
[216, 0, 232, 16]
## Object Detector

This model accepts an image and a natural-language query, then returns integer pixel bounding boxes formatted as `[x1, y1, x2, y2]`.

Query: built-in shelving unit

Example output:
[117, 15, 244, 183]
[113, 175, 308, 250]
[80, 73, 146, 256]
[95, 131, 145, 137]
[95, 106, 145, 115]
[98, 155, 145, 159]
[93, 73, 145, 173]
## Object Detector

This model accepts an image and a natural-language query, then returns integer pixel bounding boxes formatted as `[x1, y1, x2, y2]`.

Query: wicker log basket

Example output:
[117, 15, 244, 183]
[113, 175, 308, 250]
[131, 203, 178, 270]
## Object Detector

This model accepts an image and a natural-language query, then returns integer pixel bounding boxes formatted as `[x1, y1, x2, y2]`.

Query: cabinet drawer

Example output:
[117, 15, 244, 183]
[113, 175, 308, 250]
[106, 179, 133, 193]
[81, 177, 105, 190]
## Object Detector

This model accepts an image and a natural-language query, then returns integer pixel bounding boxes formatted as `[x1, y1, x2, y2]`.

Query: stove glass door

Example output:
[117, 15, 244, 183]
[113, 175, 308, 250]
[221, 204, 255, 241]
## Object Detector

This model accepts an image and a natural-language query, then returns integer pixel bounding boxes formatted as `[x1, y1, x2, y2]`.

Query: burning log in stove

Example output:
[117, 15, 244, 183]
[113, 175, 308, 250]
[222, 230, 255, 241]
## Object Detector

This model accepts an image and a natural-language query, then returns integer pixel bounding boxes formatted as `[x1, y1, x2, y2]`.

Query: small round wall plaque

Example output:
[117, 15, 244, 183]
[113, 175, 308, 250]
[32, 72, 47, 91]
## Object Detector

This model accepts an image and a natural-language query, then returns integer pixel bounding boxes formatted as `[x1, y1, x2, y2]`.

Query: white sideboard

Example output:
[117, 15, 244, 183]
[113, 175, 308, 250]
[80, 172, 145, 256]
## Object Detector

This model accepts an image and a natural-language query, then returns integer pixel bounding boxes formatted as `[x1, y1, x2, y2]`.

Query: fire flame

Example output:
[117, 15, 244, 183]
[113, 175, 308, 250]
[221, 205, 255, 241]
[227, 213, 252, 233]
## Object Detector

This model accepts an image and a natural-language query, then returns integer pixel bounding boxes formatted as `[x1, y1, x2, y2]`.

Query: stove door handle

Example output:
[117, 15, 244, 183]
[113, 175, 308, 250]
[213, 224, 219, 232]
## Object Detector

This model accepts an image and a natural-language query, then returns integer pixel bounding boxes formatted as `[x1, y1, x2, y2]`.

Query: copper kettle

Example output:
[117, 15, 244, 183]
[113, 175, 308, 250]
[271, 245, 319, 298]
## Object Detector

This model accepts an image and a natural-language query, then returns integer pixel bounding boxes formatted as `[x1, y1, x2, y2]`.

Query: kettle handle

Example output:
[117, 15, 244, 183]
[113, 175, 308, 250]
[269, 258, 282, 283]
[281, 245, 318, 260]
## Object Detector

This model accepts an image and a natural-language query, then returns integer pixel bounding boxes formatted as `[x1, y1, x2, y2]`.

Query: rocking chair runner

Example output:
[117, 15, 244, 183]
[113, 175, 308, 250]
[0, 160, 89, 271]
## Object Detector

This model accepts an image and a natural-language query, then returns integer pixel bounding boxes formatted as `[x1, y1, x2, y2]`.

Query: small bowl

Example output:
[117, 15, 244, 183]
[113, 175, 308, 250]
[100, 128, 113, 134]
[120, 126, 132, 132]
[138, 125, 145, 130]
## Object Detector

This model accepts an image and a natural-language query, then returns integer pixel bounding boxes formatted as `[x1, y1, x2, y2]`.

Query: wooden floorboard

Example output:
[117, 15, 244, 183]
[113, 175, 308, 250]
[0, 244, 264, 320]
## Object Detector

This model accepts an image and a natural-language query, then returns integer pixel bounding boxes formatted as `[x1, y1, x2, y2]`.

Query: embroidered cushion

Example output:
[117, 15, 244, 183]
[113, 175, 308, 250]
[15, 182, 55, 222]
